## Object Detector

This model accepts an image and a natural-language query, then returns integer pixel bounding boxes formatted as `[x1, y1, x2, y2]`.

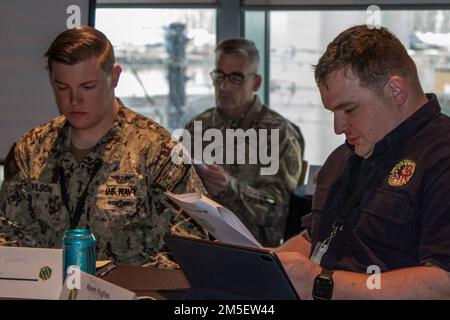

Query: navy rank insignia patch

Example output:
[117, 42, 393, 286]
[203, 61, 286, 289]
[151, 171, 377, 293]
[388, 159, 416, 187]
[39, 266, 52, 281]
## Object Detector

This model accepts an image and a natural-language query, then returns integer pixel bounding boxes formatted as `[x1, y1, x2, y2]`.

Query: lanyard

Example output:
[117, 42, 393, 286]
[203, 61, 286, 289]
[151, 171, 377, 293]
[59, 159, 103, 229]
[311, 158, 377, 265]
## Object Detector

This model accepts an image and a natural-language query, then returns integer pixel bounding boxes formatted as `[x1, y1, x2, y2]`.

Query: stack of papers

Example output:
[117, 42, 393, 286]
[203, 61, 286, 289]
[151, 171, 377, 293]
[165, 192, 262, 249]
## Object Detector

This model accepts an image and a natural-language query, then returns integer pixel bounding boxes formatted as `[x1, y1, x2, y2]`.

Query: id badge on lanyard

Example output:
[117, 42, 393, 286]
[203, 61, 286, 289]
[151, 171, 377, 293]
[310, 222, 343, 265]
[310, 155, 371, 265]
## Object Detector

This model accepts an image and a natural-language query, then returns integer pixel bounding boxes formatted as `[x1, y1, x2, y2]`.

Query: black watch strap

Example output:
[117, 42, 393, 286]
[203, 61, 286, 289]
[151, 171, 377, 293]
[320, 268, 334, 278]
[313, 268, 334, 300]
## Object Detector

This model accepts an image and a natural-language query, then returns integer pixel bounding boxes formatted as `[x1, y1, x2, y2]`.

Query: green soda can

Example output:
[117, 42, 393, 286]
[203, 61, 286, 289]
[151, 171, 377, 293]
[63, 229, 96, 279]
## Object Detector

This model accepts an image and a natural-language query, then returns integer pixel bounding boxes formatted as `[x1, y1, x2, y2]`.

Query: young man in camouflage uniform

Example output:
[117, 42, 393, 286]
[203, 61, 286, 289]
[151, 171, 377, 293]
[185, 39, 304, 247]
[0, 26, 205, 267]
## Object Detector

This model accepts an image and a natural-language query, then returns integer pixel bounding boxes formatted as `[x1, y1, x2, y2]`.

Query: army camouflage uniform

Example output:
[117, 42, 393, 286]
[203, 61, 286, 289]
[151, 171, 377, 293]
[0, 99, 206, 267]
[185, 96, 303, 247]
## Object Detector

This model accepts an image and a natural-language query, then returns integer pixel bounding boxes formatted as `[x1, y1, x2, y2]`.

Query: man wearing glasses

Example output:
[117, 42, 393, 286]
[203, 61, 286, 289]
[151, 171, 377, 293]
[185, 38, 304, 247]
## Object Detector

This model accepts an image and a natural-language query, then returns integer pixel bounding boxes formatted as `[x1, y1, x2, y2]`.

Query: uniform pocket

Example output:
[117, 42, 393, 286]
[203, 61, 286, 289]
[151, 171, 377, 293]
[355, 189, 416, 251]
[97, 168, 151, 229]
[361, 189, 415, 223]
[96, 195, 146, 227]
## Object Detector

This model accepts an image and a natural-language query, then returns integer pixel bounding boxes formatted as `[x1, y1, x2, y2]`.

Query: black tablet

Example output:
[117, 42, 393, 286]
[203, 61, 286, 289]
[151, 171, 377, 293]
[164, 234, 300, 300]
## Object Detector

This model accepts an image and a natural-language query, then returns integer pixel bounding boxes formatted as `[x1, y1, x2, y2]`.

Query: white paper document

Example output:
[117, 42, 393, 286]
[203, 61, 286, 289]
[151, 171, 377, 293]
[165, 192, 263, 248]
[0, 246, 63, 300]
[59, 266, 137, 300]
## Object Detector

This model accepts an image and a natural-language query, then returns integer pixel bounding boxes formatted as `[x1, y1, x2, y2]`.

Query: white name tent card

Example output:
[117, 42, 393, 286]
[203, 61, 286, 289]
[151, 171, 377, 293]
[0, 246, 63, 299]
[59, 266, 137, 300]
[0, 247, 136, 300]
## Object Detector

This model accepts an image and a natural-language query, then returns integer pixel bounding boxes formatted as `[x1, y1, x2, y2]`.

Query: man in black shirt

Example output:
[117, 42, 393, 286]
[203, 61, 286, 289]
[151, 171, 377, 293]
[275, 25, 450, 299]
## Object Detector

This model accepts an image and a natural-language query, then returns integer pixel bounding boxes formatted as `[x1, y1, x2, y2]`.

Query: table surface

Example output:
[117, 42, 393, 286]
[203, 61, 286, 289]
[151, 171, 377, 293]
[101, 266, 190, 300]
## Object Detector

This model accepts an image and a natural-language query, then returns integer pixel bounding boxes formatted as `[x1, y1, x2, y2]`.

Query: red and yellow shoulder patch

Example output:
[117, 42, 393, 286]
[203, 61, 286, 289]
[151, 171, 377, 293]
[388, 159, 416, 187]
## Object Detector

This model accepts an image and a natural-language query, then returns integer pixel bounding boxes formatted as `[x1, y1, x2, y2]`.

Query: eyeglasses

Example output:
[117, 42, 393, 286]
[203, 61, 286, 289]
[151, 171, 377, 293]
[210, 69, 256, 85]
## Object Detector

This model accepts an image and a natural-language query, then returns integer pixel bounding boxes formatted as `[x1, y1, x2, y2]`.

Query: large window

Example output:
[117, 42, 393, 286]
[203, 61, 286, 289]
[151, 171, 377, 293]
[95, 7, 216, 130]
[0, 164, 3, 187]
[246, 9, 450, 165]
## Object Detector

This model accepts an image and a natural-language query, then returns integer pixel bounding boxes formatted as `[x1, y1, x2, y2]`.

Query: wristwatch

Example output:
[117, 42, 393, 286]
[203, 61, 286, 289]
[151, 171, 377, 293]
[312, 268, 334, 300]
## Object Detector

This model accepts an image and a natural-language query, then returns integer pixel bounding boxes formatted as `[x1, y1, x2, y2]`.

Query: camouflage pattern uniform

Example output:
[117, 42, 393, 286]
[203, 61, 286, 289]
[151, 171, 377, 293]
[0, 99, 206, 267]
[185, 96, 303, 247]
